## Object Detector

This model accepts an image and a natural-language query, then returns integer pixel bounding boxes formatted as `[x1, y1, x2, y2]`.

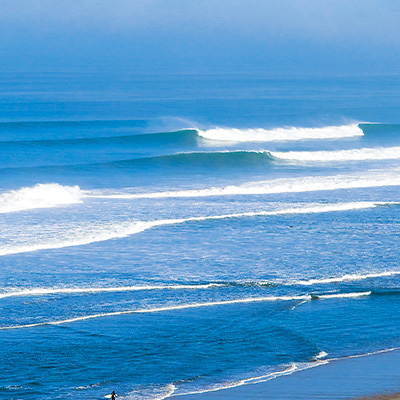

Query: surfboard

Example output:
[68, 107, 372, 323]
[104, 395, 112, 399]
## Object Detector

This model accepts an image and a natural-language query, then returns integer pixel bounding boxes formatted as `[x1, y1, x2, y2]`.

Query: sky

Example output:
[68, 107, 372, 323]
[0, 0, 399, 74]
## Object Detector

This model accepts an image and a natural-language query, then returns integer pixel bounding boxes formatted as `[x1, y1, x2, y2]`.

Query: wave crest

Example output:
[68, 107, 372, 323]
[197, 124, 363, 142]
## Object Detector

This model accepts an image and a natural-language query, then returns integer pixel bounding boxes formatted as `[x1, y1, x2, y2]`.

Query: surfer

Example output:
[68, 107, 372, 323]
[111, 391, 117, 400]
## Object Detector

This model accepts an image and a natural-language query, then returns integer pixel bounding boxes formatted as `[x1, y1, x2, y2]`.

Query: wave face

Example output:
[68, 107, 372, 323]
[0, 183, 82, 213]
[197, 123, 363, 142]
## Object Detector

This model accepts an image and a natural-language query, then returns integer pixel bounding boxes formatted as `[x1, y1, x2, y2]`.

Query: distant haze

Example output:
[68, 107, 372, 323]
[0, 0, 399, 73]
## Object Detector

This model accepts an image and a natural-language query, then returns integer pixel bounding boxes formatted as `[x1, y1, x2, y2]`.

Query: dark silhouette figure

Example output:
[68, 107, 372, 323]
[111, 391, 117, 400]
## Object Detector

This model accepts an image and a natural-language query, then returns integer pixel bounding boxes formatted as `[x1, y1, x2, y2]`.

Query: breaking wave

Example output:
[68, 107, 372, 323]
[197, 123, 363, 142]
[0, 184, 83, 213]
[271, 146, 400, 162]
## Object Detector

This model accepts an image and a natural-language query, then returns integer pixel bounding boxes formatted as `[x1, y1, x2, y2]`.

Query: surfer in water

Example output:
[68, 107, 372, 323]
[111, 391, 117, 400]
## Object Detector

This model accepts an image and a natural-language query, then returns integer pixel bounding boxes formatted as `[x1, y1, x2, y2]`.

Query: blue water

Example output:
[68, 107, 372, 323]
[1, 72, 400, 400]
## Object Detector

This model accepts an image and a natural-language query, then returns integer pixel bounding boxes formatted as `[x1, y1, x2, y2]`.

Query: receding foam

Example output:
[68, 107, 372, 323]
[0, 183, 83, 213]
[196, 123, 363, 142]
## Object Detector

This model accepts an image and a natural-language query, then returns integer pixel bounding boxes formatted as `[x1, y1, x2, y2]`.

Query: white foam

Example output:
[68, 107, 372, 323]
[0, 283, 224, 299]
[271, 146, 400, 162]
[314, 351, 328, 360]
[196, 123, 363, 142]
[87, 170, 400, 199]
[314, 291, 371, 299]
[0, 184, 83, 213]
[123, 384, 176, 400]
[0, 202, 380, 256]
[289, 271, 400, 286]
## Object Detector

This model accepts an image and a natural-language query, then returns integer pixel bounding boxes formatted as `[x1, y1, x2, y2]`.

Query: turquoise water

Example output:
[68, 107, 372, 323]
[1, 72, 400, 399]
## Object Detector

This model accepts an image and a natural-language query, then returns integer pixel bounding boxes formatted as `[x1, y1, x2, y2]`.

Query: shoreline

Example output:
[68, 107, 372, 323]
[173, 348, 400, 400]
[357, 395, 400, 400]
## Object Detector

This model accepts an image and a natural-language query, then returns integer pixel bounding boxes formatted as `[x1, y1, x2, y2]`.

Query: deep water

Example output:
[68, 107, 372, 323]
[1, 72, 400, 400]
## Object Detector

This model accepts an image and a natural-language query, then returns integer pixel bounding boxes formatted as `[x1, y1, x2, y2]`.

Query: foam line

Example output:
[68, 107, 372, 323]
[196, 123, 363, 142]
[1, 271, 395, 299]
[87, 170, 400, 199]
[0, 184, 82, 213]
[0, 283, 225, 299]
[0, 202, 381, 256]
[288, 271, 400, 286]
[0, 295, 311, 330]
[0, 292, 371, 330]
[313, 291, 371, 299]
[271, 146, 400, 162]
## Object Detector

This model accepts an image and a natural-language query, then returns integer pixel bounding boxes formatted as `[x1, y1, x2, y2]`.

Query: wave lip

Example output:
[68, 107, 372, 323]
[272, 146, 400, 162]
[0, 183, 83, 213]
[197, 123, 363, 142]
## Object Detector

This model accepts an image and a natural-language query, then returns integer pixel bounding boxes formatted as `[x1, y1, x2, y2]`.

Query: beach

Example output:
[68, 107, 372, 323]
[173, 349, 400, 400]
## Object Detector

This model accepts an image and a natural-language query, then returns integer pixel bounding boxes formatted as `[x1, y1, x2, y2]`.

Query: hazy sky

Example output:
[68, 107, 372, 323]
[0, 0, 399, 73]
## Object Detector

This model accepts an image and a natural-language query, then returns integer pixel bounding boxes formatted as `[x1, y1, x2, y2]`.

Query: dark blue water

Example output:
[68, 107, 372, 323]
[1, 72, 400, 400]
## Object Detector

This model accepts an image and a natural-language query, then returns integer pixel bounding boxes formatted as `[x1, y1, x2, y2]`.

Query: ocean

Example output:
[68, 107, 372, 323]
[1, 72, 400, 400]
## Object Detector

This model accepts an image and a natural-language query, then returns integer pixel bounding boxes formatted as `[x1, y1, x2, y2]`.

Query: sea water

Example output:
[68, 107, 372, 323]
[1, 72, 400, 399]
